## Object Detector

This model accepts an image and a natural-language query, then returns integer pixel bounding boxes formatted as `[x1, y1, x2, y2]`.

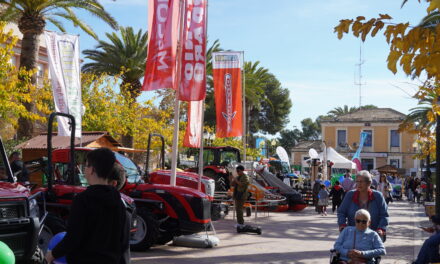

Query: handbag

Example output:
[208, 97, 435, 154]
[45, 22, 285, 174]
[348, 231, 368, 264]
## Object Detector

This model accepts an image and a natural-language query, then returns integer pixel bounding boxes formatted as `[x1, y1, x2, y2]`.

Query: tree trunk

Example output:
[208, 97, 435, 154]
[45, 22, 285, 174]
[119, 79, 141, 149]
[16, 15, 45, 139]
[120, 134, 134, 148]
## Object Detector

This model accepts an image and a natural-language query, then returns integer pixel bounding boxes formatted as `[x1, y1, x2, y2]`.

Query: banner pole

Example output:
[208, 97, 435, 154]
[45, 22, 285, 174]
[197, 0, 208, 192]
[170, 0, 186, 186]
[242, 51, 247, 163]
[198, 100, 205, 191]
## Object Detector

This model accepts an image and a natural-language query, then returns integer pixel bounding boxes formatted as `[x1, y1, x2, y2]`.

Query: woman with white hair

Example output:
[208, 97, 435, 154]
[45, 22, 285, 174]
[337, 170, 389, 239]
[334, 209, 386, 263]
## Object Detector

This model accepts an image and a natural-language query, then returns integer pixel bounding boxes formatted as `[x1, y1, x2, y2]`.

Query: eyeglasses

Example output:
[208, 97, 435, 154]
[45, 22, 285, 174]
[355, 181, 366, 184]
[355, 219, 368, 224]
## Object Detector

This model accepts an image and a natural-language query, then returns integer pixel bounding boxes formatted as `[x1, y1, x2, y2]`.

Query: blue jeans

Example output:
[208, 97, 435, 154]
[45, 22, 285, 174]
[415, 232, 440, 264]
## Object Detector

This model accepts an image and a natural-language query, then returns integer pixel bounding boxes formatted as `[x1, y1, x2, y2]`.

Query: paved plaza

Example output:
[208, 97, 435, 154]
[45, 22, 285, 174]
[131, 200, 431, 264]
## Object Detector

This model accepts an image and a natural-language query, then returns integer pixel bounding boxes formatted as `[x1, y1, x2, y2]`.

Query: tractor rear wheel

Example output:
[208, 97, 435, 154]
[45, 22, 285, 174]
[130, 208, 159, 251]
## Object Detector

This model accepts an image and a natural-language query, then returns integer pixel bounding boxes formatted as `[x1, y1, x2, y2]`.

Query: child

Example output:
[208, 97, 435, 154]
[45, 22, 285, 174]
[318, 184, 329, 216]
[329, 181, 344, 213]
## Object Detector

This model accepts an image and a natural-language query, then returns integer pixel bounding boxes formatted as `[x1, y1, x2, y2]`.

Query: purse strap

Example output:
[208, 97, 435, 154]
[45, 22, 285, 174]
[352, 230, 356, 249]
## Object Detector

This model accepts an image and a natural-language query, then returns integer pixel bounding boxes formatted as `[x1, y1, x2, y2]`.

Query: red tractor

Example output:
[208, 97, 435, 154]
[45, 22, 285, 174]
[32, 112, 138, 252]
[0, 136, 46, 263]
[186, 146, 241, 191]
[44, 114, 212, 248]
[144, 134, 227, 220]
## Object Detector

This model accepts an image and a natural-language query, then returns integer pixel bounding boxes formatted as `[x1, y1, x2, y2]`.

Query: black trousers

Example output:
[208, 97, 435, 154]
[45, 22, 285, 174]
[332, 201, 341, 212]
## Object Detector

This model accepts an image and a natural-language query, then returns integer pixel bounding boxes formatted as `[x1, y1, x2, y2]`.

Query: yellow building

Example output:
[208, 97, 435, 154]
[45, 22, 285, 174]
[5, 23, 49, 86]
[320, 108, 418, 176]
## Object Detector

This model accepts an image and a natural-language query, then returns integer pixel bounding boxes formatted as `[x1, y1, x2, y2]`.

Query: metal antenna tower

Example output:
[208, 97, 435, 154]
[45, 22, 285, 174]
[354, 42, 366, 108]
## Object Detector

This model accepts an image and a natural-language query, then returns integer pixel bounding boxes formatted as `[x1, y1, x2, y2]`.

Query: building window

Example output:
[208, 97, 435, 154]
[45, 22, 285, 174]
[361, 158, 374, 171]
[363, 130, 372, 147]
[37, 63, 44, 78]
[390, 130, 400, 147]
[337, 130, 347, 147]
[390, 159, 400, 168]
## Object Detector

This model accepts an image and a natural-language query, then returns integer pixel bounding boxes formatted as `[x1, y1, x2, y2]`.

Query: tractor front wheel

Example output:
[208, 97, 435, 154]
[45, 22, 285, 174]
[130, 208, 159, 251]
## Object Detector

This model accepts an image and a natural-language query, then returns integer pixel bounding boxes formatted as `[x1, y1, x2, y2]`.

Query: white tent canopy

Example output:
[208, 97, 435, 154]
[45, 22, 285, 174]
[318, 147, 356, 170]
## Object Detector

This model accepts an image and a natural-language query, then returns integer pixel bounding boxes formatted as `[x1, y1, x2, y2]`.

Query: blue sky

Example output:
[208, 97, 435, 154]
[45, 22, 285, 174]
[48, 0, 429, 133]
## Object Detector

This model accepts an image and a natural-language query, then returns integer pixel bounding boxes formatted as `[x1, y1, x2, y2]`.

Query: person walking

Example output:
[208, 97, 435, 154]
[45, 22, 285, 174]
[377, 174, 392, 205]
[414, 178, 422, 204]
[337, 170, 389, 241]
[341, 170, 355, 194]
[45, 148, 130, 264]
[329, 181, 344, 213]
[317, 184, 329, 216]
[408, 176, 415, 202]
[312, 173, 323, 213]
[231, 165, 250, 229]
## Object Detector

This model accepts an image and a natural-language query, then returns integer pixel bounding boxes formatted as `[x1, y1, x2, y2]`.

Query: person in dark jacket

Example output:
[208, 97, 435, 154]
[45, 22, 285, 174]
[414, 215, 440, 264]
[9, 151, 29, 183]
[45, 148, 129, 264]
[231, 165, 250, 228]
[329, 181, 344, 213]
[312, 173, 323, 213]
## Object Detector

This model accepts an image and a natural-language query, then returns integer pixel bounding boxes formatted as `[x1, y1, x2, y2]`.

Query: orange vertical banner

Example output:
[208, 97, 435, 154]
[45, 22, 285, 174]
[142, 0, 179, 91]
[179, 0, 207, 101]
[213, 52, 243, 138]
[183, 100, 203, 148]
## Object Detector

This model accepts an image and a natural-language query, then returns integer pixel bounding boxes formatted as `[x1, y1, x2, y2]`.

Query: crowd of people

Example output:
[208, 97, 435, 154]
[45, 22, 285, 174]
[1, 149, 438, 263]
[313, 169, 439, 264]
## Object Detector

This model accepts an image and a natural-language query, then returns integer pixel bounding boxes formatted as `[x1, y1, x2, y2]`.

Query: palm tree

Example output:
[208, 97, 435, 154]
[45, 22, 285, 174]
[400, 90, 435, 133]
[82, 26, 148, 147]
[0, 0, 118, 139]
[82, 26, 148, 100]
[327, 105, 358, 117]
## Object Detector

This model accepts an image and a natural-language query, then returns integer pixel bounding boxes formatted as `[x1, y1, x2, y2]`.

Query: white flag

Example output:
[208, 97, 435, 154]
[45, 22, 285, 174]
[44, 31, 82, 137]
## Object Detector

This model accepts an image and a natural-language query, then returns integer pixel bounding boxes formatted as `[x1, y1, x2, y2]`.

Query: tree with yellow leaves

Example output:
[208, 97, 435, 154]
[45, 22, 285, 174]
[335, 0, 440, 213]
[334, 1, 440, 156]
[0, 22, 52, 139]
[80, 73, 176, 152]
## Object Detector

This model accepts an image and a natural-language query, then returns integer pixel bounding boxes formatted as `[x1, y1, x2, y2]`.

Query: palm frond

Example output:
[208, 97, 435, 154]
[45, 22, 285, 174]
[45, 17, 66, 32]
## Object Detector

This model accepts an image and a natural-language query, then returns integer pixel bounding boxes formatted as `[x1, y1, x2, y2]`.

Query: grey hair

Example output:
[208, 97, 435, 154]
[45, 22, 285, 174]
[355, 209, 371, 221]
[356, 170, 372, 184]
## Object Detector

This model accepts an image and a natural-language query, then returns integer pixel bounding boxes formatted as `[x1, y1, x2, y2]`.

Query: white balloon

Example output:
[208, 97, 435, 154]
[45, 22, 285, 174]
[308, 148, 319, 159]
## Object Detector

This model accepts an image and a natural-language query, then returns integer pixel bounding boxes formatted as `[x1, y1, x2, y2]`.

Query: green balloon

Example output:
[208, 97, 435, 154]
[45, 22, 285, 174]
[0, 241, 15, 264]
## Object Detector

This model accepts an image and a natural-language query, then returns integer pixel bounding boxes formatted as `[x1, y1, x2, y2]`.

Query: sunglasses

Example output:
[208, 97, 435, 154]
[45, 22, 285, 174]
[355, 219, 368, 224]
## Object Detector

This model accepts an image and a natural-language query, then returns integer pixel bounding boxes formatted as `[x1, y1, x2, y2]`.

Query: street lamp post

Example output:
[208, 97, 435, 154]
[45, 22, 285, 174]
[321, 141, 327, 180]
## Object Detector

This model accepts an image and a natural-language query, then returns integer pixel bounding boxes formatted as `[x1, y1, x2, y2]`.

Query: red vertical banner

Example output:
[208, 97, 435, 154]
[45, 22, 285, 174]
[179, 0, 207, 101]
[183, 100, 203, 148]
[213, 52, 243, 138]
[142, 0, 179, 91]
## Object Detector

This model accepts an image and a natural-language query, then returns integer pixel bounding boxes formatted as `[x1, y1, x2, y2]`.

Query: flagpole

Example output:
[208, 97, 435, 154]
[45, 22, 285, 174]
[241, 51, 247, 163]
[198, 100, 205, 191]
[197, 0, 208, 192]
[170, 0, 186, 186]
